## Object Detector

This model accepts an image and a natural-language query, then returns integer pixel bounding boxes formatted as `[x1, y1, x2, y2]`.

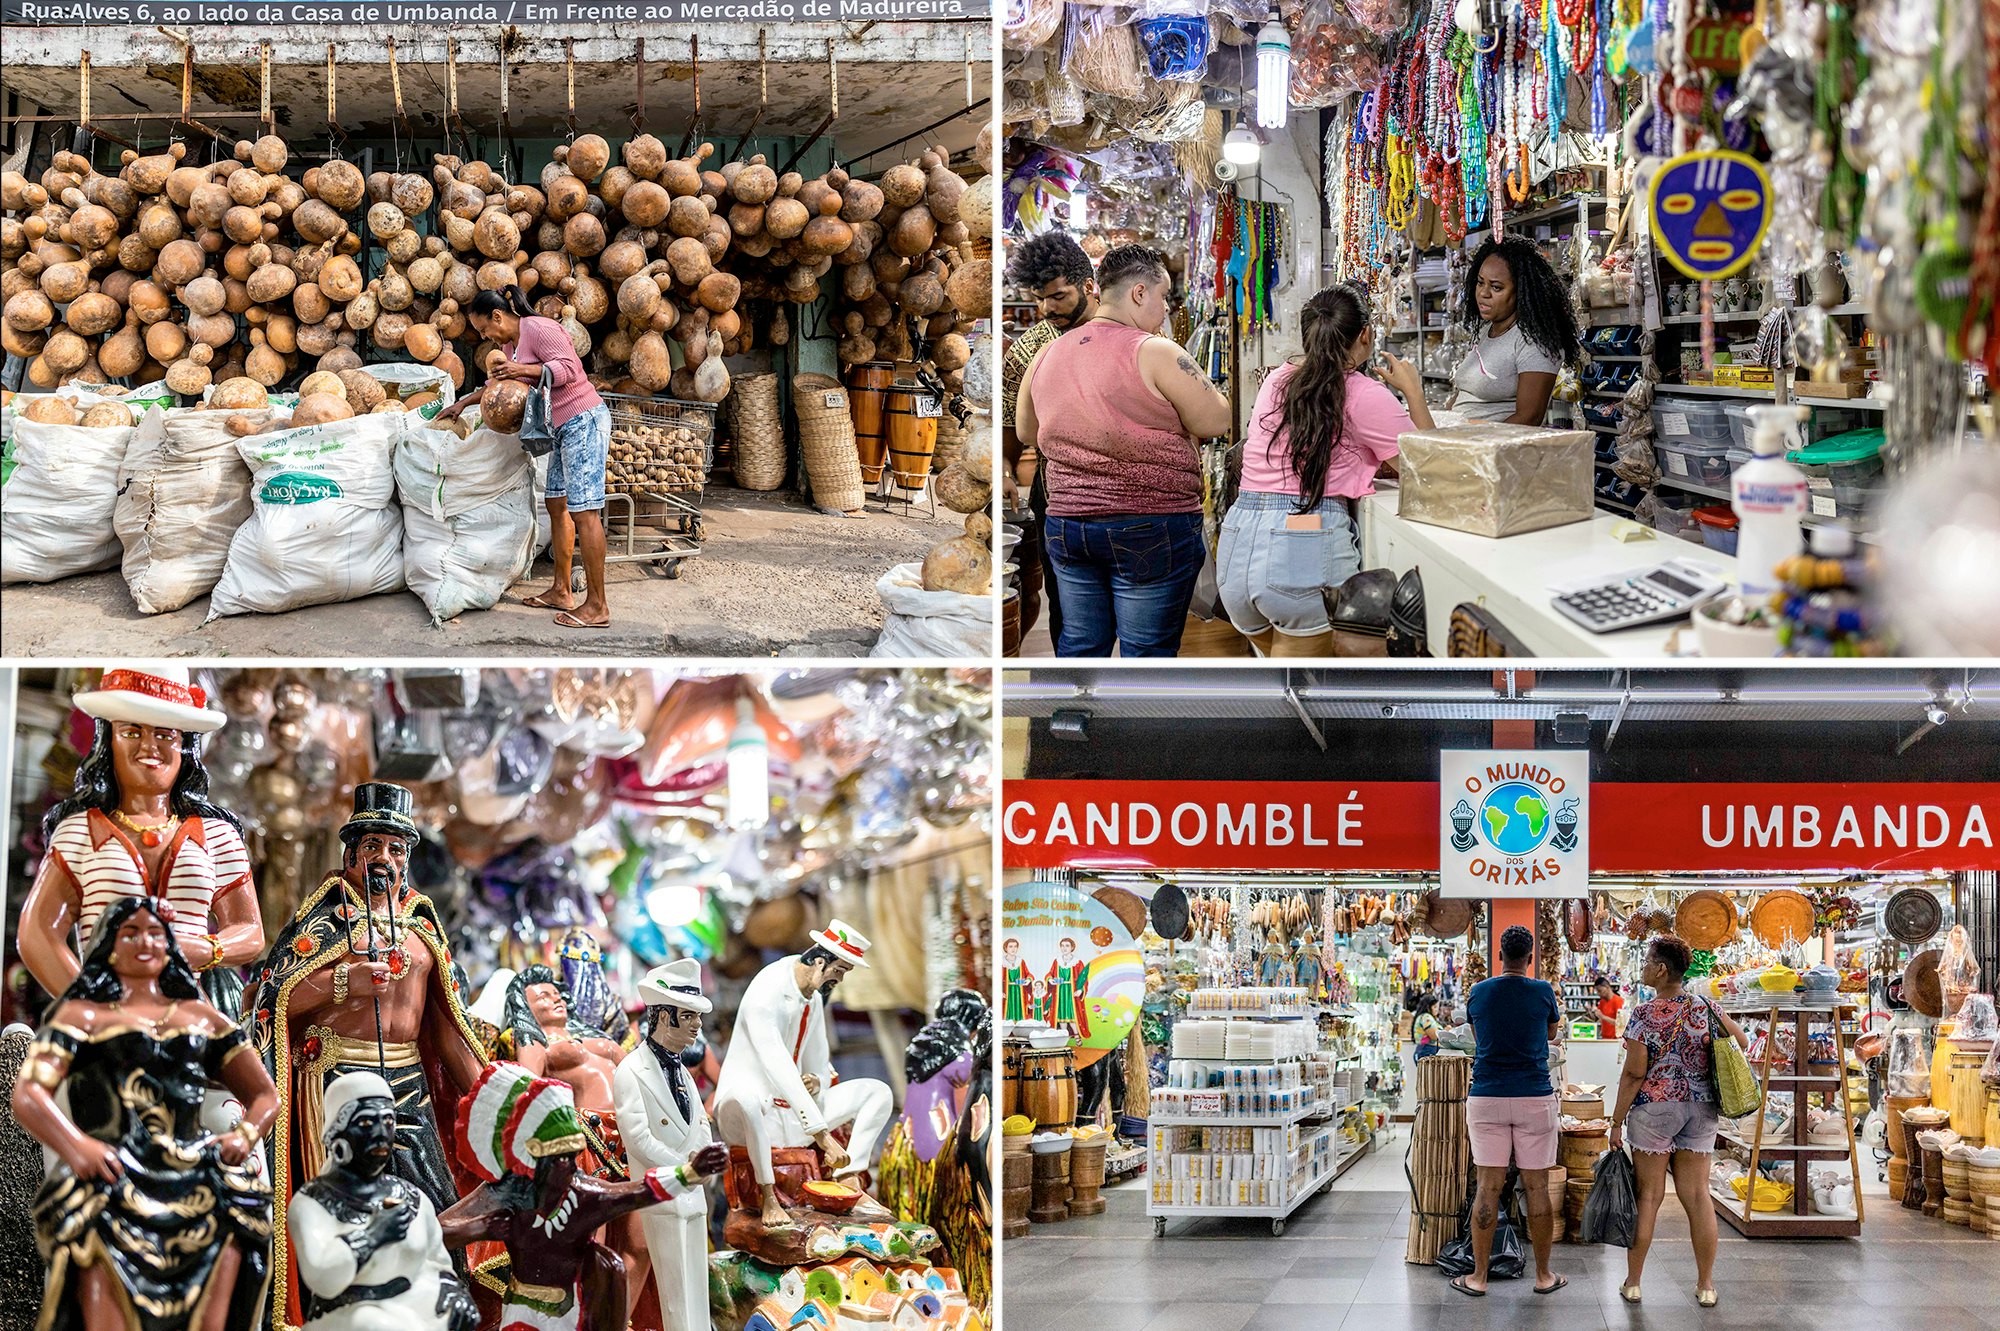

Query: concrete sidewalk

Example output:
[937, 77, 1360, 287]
[2, 487, 955, 659]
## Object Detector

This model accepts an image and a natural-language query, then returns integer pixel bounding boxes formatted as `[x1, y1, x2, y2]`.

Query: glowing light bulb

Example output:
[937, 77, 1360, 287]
[1223, 126, 1263, 166]
[1255, 15, 1291, 130]
[725, 698, 769, 830]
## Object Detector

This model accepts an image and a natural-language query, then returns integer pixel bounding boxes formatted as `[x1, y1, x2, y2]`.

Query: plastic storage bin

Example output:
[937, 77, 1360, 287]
[1649, 490, 1703, 541]
[1653, 396, 1735, 444]
[1692, 505, 1740, 555]
[1787, 428, 1885, 517]
[1721, 401, 1755, 451]
[1654, 436, 1734, 487]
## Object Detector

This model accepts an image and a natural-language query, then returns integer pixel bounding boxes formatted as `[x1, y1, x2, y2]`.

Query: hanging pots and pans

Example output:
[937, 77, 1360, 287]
[1750, 889, 1816, 948]
[1675, 890, 1738, 952]
[1902, 948, 1945, 1018]
[1883, 888, 1944, 945]
[1563, 899, 1593, 952]
[1149, 883, 1191, 942]
[1419, 890, 1475, 939]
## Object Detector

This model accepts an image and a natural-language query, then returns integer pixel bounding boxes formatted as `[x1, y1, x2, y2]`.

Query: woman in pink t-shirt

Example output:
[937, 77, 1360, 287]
[1217, 284, 1433, 656]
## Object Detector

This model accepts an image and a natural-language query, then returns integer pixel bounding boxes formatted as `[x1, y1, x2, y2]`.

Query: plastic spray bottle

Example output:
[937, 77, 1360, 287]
[1732, 404, 1810, 601]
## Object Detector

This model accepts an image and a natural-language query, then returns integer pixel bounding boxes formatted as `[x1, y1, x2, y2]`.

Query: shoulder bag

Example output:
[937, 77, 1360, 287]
[517, 366, 557, 458]
[1705, 997, 1760, 1118]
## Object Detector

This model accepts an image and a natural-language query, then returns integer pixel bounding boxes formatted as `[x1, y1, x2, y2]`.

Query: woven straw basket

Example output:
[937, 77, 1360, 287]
[729, 372, 786, 491]
[932, 409, 967, 473]
[792, 373, 866, 513]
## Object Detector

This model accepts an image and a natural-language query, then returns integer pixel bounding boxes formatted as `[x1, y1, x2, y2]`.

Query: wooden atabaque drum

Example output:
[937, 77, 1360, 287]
[1029, 1148, 1071, 1224]
[1017, 1046, 1077, 1130]
[847, 361, 894, 482]
[885, 383, 938, 489]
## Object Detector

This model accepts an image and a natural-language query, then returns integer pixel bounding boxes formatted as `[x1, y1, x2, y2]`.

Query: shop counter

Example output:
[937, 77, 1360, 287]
[1357, 492, 1739, 658]
[1559, 1038, 1628, 1095]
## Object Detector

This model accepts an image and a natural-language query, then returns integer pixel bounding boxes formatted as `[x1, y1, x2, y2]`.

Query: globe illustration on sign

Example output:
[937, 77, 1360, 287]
[1479, 781, 1553, 855]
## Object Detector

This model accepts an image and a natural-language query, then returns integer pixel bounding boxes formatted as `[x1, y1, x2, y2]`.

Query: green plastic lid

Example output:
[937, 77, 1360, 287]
[1787, 428, 1884, 465]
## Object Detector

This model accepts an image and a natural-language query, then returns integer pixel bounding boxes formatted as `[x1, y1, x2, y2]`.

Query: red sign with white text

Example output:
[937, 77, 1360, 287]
[1002, 780, 2000, 873]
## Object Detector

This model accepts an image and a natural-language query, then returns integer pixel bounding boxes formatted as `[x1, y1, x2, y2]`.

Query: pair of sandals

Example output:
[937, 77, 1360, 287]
[1448, 1274, 1567, 1297]
[1622, 1284, 1721, 1308]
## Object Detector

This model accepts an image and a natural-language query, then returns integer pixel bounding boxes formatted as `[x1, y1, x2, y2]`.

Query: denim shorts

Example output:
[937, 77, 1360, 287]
[1627, 1099, 1720, 1154]
[1216, 491, 1361, 637]
[545, 404, 610, 513]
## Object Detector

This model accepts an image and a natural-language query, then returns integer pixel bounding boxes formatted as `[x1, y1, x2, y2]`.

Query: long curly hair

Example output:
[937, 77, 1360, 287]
[61, 895, 204, 1005]
[44, 718, 242, 842]
[1265, 284, 1372, 512]
[502, 964, 603, 1049]
[1457, 237, 1580, 370]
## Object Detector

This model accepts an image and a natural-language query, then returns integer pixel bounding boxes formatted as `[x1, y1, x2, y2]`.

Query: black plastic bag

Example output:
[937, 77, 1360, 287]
[1580, 1148, 1640, 1248]
[1435, 1169, 1527, 1280]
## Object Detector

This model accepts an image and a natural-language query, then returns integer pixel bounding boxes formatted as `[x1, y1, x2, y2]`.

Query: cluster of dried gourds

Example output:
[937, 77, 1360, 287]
[2, 129, 992, 406]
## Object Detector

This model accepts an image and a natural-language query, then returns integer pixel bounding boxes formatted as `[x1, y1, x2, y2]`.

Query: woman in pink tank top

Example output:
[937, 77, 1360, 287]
[1015, 245, 1232, 656]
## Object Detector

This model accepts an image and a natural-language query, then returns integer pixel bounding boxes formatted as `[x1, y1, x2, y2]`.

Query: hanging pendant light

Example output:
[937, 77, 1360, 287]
[724, 697, 770, 830]
[1255, 13, 1291, 130]
[1223, 114, 1263, 166]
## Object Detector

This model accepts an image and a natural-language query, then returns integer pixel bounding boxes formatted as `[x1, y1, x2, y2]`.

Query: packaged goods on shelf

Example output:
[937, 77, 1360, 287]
[1185, 987, 1312, 1016]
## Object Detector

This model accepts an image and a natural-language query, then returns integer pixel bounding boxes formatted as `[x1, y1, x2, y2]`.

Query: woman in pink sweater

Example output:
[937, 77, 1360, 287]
[444, 286, 613, 629]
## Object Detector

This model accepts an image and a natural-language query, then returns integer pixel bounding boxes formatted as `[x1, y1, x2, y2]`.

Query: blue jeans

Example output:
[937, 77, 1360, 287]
[1045, 512, 1205, 657]
[544, 404, 610, 513]
[1216, 490, 1362, 636]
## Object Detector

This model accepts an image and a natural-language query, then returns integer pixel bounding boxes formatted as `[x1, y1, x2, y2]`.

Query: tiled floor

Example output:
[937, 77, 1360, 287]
[1001, 1127, 2000, 1331]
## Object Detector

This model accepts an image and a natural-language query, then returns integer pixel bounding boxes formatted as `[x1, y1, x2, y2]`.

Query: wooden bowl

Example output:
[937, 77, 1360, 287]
[1420, 891, 1475, 939]
[1884, 888, 1944, 944]
[801, 1179, 862, 1214]
[1750, 889, 1816, 948]
[1676, 890, 1739, 951]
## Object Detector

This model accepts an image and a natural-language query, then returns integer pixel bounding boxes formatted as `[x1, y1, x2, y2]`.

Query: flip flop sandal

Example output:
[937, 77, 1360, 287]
[1534, 1276, 1568, 1295]
[1449, 1277, 1487, 1298]
[554, 611, 610, 629]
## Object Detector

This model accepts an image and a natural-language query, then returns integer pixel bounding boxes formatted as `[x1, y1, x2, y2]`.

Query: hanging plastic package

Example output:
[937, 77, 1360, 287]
[1066, 7, 1149, 100]
[1134, 12, 1210, 82]
[1004, 0, 1064, 49]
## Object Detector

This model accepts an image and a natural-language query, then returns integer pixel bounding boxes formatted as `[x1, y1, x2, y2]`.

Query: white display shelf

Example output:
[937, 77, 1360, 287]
[1148, 1136, 1369, 1236]
[1148, 1100, 1323, 1129]
[1655, 382, 1886, 409]
[1662, 302, 1870, 326]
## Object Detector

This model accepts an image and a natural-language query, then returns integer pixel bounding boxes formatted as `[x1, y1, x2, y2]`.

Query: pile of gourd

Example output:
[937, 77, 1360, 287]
[918, 417, 993, 595]
[822, 148, 995, 396]
[3, 130, 991, 406]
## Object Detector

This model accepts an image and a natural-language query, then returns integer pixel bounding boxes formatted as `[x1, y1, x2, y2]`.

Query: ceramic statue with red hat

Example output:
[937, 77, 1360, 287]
[246, 781, 491, 1331]
[289, 1070, 479, 1331]
[613, 958, 720, 1331]
[20, 665, 264, 1018]
[498, 959, 655, 1325]
[11, 895, 279, 1331]
[713, 919, 895, 1229]
[440, 1061, 729, 1331]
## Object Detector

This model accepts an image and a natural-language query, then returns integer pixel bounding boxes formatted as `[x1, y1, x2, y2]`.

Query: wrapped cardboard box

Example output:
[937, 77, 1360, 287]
[1396, 422, 1595, 537]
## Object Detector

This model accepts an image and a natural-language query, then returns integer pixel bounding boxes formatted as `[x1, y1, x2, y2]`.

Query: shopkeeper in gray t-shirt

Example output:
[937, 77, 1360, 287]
[1448, 238, 1580, 425]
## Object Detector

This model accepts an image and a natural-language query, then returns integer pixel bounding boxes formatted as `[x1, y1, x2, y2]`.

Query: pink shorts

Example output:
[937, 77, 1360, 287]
[1466, 1094, 1560, 1170]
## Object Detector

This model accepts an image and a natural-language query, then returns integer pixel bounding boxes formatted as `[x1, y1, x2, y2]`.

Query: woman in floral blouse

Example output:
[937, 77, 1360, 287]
[1608, 934, 1749, 1309]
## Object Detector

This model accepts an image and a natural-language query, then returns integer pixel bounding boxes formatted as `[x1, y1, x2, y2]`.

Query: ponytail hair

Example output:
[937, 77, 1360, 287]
[468, 284, 535, 320]
[1267, 284, 1371, 512]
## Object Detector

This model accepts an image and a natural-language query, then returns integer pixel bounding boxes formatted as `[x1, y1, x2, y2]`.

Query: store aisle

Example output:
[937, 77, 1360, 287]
[1001, 1127, 2000, 1331]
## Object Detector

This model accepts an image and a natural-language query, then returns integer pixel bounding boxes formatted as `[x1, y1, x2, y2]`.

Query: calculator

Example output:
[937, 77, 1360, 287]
[1549, 557, 1731, 633]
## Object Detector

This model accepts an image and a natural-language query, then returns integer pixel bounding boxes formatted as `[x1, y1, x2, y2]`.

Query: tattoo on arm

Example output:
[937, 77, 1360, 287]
[1176, 353, 1205, 379]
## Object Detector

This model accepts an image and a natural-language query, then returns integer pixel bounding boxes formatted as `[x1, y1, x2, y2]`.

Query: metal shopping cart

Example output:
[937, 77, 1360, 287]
[598, 394, 714, 579]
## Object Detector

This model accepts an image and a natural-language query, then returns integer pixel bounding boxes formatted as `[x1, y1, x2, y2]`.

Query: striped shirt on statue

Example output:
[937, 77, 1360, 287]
[47, 809, 252, 955]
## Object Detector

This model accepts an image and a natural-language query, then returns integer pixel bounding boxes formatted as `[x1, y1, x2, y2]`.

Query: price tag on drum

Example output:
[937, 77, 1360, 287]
[1648, 150, 1773, 281]
[823, 391, 844, 408]
[914, 392, 943, 419]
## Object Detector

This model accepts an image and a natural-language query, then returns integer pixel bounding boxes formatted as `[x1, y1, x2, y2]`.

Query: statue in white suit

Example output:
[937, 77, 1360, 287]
[612, 958, 718, 1331]
[713, 920, 894, 1229]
